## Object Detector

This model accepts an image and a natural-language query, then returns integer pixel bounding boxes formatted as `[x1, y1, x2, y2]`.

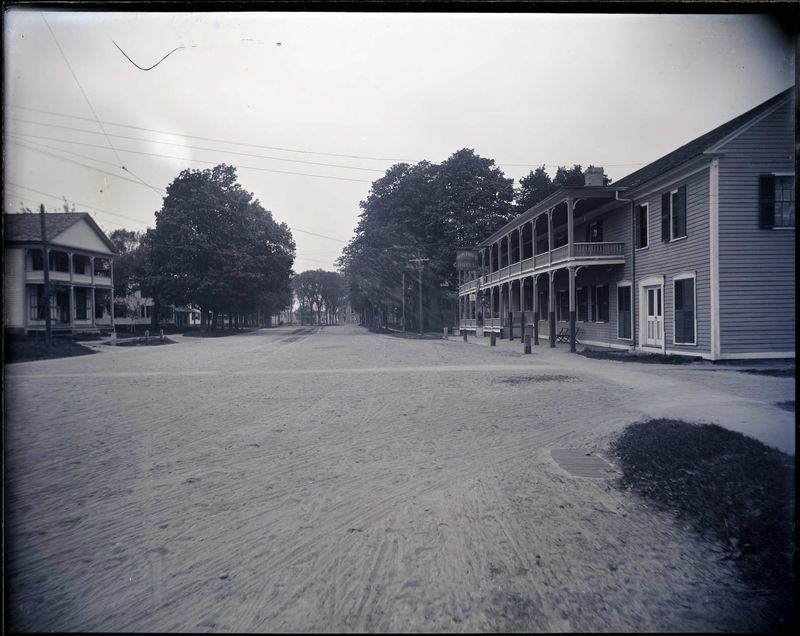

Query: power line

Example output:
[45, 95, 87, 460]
[41, 14, 165, 197]
[5, 182, 152, 226]
[9, 103, 414, 163]
[11, 140, 168, 192]
[9, 118, 387, 173]
[11, 133, 374, 184]
[6, 180, 348, 245]
[9, 105, 648, 170]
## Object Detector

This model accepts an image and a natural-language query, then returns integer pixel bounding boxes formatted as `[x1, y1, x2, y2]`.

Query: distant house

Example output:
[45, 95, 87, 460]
[4, 212, 117, 335]
[458, 87, 795, 360]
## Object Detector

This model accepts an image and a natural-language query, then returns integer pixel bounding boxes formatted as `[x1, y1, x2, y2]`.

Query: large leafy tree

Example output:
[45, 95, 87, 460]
[150, 164, 295, 329]
[340, 149, 514, 331]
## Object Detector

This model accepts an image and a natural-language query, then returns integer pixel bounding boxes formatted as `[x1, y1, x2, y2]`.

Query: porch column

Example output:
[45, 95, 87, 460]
[519, 227, 524, 264]
[548, 270, 556, 347]
[70, 285, 75, 328]
[91, 287, 96, 327]
[531, 219, 537, 261]
[547, 209, 554, 266]
[532, 274, 539, 345]
[569, 266, 576, 352]
[567, 198, 575, 259]
[519, 277, 525, 312]
[90, 256, 95, 284]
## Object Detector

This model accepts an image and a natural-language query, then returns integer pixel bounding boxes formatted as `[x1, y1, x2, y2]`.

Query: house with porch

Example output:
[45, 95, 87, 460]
[458, 87, 795, 360]
[4, 212, 117, 335]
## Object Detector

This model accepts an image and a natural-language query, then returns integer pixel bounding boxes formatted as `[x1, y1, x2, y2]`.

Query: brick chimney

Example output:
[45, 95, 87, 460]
[584, 165, 606, 187]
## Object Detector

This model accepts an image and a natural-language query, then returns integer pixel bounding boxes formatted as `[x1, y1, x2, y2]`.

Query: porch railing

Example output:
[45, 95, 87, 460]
[460, 241, 626, 297]
[573, 242, 624, 257]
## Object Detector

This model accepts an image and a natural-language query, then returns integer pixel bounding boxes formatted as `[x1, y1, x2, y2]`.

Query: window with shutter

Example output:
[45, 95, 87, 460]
[661, 193, 670, 241]
[759, 175, 775, 229]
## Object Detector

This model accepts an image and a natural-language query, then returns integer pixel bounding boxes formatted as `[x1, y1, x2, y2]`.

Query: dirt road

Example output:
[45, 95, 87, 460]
[5, 325, 792, 631]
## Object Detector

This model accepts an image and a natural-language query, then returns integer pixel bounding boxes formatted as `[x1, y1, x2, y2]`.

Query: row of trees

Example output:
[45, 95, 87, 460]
[112, 164, 295, 330]
[339, 151, 598, 331]
[292, 269, 347, 325]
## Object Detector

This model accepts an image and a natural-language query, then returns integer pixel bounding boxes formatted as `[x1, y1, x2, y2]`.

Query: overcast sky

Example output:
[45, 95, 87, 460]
[3, 11, 794, 270]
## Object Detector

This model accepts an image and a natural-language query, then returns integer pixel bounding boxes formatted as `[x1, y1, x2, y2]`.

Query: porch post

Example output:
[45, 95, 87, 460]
[567, 198, 575, 259]
[547, 209, 554, 266]
[509, 283, 514, 338]
[569, 266, 576, 352]
[531, 219, 537, 261]
[519, 277, 525, 312]
[532, 274, 539, 345]
[518, 227, 524, 264]
[548, 270, 556, 347]
[91, 287, 96, 327]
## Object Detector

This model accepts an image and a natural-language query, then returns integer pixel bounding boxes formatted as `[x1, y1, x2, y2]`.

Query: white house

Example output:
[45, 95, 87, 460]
[4, 212, 117, 335]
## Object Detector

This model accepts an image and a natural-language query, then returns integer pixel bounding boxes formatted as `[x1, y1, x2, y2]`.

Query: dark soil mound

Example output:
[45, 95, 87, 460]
[611, 419, 795, 630]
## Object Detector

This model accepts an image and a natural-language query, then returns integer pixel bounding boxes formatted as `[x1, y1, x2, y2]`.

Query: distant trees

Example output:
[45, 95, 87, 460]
[292, 269, 346, 325]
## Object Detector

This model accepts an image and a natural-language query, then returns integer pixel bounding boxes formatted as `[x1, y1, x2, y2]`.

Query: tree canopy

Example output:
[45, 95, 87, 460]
[148, 164, 295, 328]
[339, 148, 515, 331]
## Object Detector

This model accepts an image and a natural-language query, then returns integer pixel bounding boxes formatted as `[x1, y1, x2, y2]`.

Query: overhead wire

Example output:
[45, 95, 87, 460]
[41, 13, 168, 196]
[10, 132, 374, 184]
[9, 119, 387, 173]
[9, 104, 648, 169]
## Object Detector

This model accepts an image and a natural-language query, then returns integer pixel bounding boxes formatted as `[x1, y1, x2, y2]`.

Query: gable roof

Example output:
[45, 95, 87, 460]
[3, 212, 117, 253]
[615, 87, 793, 190]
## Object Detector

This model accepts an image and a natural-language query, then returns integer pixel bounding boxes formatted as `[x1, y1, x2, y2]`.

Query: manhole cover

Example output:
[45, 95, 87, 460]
[551, 449, 618, 478]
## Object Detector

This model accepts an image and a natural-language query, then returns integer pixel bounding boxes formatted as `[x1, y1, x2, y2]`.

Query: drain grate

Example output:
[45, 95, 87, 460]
[551, 449, 618, 478]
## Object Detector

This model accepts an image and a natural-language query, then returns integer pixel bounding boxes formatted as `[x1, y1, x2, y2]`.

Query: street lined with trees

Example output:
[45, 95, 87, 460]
[338, 150, 591, 332]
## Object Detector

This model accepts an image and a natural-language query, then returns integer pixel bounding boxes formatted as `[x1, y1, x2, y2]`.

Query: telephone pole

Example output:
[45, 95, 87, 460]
[408, 256, 429, 335]
[39, 204, 52, 347]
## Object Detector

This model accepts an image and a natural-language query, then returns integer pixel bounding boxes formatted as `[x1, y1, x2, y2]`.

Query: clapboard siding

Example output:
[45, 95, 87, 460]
[630, 167, 711, 353]
[4, 248, 26, 329]
[571, 204, 632, 344]
[717, 96, 795, 354]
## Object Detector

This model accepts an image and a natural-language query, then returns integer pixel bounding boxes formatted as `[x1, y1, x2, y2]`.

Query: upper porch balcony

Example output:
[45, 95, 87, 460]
[458, 181, 628, 296]
[460, 240, 625, 294]
[23, 248, 113, 287]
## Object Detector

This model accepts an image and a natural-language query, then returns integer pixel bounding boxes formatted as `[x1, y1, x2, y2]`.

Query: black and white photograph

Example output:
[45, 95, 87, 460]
[3, 4, 796, 633]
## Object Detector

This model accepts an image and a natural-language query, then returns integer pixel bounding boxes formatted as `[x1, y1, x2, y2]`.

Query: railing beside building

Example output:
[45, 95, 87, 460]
[458, 241, 626, 300]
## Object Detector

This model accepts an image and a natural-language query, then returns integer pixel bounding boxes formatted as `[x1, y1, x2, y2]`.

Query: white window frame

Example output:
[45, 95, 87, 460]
[772, 172, 795, 230]
[672, 271, 697, 346]
[669, 188, 687, 242]
[636, 203, 649, 251]
[616, 281, 633, 341]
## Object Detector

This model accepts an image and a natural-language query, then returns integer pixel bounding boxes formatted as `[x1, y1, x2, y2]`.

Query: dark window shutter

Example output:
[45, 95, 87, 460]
[661, 193, 670, 241]
[759, 175, 775, 229]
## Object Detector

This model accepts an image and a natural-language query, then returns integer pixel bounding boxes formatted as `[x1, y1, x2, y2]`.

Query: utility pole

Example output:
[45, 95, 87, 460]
[39, 204, 52, 347]
[401, 270, 406, 331]
[408, 256, 429, 335]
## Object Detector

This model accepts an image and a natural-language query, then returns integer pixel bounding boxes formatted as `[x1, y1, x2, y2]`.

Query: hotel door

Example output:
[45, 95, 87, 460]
[645, 286, 663, 346]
